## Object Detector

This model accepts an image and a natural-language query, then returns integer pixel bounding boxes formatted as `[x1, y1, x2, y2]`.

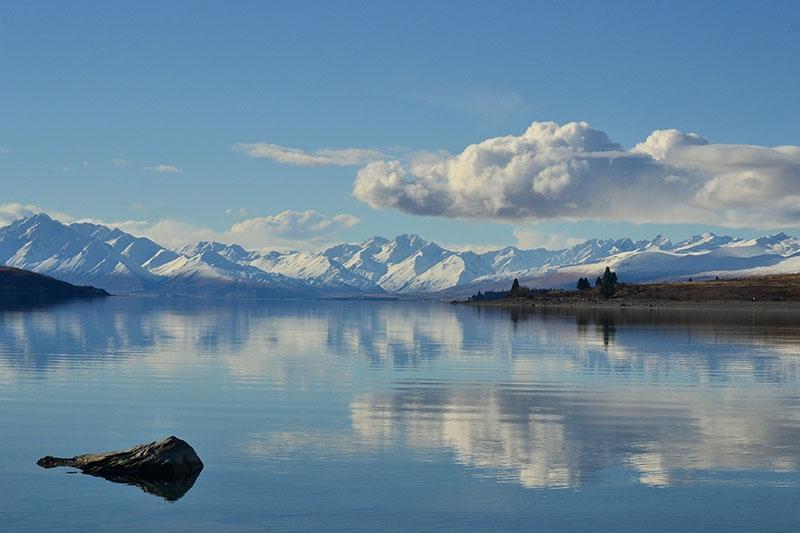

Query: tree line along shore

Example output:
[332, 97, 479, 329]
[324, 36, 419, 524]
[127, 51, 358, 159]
[464, 269, 800, 308]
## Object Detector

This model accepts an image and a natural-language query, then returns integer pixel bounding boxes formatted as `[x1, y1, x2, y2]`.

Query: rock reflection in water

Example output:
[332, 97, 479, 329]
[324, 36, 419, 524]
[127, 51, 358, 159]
[88, 469, 202, 502]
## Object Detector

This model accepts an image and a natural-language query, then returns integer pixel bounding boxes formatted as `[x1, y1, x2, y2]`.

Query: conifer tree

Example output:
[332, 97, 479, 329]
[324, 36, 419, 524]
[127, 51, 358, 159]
[600, 267, 618, 298]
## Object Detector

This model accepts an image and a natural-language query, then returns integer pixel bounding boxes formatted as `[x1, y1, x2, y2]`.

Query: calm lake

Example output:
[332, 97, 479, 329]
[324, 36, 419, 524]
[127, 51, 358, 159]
[1, 298, 800, 531]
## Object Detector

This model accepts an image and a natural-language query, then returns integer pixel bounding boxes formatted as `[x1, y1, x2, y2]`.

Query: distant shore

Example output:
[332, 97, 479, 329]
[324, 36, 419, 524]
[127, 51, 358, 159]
[459, 274, 800, 311]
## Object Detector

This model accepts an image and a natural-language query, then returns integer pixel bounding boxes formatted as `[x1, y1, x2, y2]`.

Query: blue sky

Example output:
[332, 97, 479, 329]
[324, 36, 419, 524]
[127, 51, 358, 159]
[1, 1, 799, 250]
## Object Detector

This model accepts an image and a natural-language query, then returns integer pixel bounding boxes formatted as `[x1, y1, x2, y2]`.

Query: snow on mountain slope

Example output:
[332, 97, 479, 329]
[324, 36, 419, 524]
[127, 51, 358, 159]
[0, 214, 156, 292]
[330, 233, 433, 286]
[545, 238, 641, 267]
[696, 253, 800, 279]
[0, 215, 317, 296]
[721, 233, 800, 258]
[673, 233, 736, 253]
[4, 213, 800, 298]
[324, 237, 388, 265]
[142, 249, 182, 271]
[248, 251, 382, 292]
[72, 222, 180, 269]
[378, 242, 452, 292]
[342, 248, 389, 282]
[374, 234, 429, 265]
[479, 246, 552, 273]
[153, 250, 317, 297]
[642, 234, 674, 250]
[180, 241, 255, 264]
[326, 237, 390, 282]
[0, 214, 80, 265]
[174, 240, 382, 293]
[506, 247, 793, 290]
[402, 252, 495, 293]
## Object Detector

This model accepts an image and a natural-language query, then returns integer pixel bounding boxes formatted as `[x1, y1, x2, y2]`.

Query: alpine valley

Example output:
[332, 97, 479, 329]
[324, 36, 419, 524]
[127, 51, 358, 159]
[2, 213, 800, 298]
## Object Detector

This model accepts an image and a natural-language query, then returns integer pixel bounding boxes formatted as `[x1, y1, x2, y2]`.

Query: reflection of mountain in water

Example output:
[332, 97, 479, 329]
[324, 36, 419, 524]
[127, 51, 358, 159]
[3, 299, 800, 490]
[3, 299, 800, 379]
[0, 299, 468, 375]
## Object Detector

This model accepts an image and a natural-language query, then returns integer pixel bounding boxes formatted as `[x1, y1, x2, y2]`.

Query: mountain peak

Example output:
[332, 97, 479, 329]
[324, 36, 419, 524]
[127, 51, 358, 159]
[394, 233, 426, 244]
[644, 234, 673, 250]
[13, 212, 58, 229]
[28, 212, 53, 222]
[362, 236, 389, 246]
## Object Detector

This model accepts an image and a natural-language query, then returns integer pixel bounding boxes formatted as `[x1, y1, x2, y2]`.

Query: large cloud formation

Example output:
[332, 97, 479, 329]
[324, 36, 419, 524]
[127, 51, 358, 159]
[352, 122, 800, 227]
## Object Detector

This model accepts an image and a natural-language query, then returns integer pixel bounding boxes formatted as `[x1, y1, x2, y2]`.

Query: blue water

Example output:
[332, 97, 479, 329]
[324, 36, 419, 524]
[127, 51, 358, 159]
[1, 298, 800, 531]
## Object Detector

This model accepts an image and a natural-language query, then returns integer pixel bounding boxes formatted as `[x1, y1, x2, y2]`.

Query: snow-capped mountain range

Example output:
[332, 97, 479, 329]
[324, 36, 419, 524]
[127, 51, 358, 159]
[2, 213, 800, 298]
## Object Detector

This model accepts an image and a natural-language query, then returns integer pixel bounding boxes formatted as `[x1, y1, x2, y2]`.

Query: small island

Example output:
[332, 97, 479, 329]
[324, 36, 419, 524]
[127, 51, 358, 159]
[0, 266, 109, 299]
[464, 268, 800, 309]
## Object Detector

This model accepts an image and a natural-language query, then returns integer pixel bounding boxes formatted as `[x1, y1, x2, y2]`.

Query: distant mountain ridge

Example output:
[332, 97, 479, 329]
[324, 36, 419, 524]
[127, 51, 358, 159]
[2, 213, 800, 298]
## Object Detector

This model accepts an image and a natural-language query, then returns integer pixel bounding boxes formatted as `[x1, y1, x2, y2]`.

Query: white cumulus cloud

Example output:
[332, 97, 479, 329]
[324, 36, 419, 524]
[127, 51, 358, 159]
[352, 121, 800, 228]
[232, 143, 385, 166]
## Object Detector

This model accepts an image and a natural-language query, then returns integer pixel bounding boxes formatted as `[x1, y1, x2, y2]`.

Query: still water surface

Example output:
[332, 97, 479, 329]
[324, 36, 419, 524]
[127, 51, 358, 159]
[1, 298, 800, 531]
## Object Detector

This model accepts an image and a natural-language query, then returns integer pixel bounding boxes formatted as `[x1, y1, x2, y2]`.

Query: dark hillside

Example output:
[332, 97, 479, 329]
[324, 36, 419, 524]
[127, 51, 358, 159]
[0, 266, 109, 297]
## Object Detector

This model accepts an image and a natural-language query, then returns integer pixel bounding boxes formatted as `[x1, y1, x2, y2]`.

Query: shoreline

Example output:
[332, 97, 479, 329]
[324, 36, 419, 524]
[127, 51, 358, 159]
[459, 298, 800, 312]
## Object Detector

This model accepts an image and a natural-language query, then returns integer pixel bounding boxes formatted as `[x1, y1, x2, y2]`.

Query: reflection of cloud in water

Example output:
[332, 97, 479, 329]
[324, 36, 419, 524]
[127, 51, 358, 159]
[3, 299, 800, 490]
[351, 384, 800, 489]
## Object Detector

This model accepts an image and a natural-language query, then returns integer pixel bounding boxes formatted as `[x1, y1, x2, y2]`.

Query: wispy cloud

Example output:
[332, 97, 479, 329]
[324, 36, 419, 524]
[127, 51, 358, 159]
[0, 146, 10, 155]
[143, 164, 183, 173]
[111, 158, 130, 166]
[233, 143, 385, 167]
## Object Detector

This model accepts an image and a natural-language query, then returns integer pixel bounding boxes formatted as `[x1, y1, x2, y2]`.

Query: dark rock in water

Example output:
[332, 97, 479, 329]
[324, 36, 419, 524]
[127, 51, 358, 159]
[37, 436, 203, 501]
